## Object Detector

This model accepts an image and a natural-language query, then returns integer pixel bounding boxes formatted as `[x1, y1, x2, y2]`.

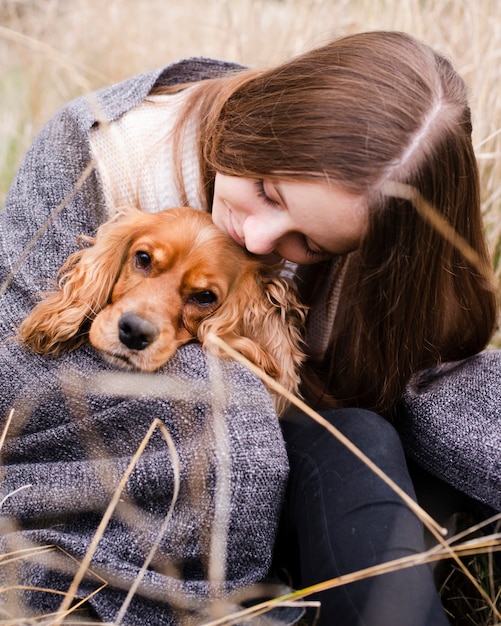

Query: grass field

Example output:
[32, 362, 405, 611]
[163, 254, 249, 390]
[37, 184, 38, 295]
[0, 0, 500, 623]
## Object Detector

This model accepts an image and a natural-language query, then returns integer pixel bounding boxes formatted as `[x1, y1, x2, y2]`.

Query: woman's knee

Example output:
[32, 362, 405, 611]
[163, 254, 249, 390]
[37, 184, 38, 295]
[283, 407, 404, 462]
[281, 407, 415, 497]
[323, 407, 402, 447]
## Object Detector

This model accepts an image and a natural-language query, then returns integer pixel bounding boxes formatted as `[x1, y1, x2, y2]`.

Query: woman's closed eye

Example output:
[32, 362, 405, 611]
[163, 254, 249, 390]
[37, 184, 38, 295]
[303, 240, 329, 260]
[254, 179, 279, 207]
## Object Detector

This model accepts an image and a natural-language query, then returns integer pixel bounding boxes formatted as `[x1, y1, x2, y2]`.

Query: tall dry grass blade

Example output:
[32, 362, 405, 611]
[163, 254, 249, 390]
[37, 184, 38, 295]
[1, 539, 118, 623]
[203, 535, 501, 626]
[0, 409, 14, 453]
[205, 333, 501, 620]
[0, 546, 56, 568]
[50, 581, 108, 624]
[205, 353, 232, 594]
[0, 24, 108, 88]
[55, 417, 171, 622]
[475, 128, 501, 150]
[114, 419, 181, 625]
[206, 333, 446, 537]
[444, 512, 501, 548]
[87, 370, 213, 404]
[0, 160, 95, 301]
[0, 485, 32, 510]
[0, 583, 107, 626]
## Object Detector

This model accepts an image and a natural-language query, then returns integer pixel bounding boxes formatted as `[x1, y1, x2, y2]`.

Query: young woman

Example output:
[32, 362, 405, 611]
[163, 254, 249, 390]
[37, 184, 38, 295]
[0, 30, 498, 625]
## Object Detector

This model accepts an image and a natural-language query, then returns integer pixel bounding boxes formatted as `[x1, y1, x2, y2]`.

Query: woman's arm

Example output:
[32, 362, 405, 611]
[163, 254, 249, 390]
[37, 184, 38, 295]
[397, 351, 501, 512]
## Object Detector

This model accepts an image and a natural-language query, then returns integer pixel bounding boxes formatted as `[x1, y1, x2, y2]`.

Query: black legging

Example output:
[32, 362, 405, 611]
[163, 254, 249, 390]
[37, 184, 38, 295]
[274, 408, 449, 626]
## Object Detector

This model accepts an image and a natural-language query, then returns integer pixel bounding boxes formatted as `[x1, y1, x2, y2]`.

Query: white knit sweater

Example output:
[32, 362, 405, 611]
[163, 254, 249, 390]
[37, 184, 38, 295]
[90, 89, 203, 216]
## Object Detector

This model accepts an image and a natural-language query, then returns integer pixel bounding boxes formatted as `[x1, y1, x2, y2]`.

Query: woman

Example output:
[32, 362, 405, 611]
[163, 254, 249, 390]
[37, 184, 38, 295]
[0, 30, 498, 625]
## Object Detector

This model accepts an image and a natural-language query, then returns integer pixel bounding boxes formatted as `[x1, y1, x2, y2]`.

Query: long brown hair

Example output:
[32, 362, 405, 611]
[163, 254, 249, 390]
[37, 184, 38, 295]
[156, 30, 498, 417]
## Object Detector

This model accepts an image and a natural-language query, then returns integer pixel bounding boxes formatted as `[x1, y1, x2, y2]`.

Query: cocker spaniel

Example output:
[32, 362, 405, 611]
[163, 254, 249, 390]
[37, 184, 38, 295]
[18, 207, 307, 414]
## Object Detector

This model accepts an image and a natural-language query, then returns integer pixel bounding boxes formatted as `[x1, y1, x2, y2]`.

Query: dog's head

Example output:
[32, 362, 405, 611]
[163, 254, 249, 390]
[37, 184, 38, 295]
[19, 207, 306, 413]
[87, 207, 264, 371]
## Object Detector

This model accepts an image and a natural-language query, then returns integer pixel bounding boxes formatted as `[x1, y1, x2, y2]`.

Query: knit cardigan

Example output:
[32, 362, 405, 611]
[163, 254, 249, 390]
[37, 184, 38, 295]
[0, 56, 499, 624]
[0, 58, 302, 625]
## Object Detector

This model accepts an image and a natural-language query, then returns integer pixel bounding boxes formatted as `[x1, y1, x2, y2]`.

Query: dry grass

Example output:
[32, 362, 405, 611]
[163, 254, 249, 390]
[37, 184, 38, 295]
[0, 0, 500, 624]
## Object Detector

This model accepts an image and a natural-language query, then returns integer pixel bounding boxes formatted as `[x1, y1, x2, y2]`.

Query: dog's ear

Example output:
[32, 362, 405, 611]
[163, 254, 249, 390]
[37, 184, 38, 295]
[197, 267, 307, 415]
[18, 208, 141, 355]
[248, 272, 307, 415]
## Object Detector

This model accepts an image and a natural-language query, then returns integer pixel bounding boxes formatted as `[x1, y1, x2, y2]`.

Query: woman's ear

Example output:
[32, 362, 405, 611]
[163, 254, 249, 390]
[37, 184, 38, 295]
[17, 209, 139, 355]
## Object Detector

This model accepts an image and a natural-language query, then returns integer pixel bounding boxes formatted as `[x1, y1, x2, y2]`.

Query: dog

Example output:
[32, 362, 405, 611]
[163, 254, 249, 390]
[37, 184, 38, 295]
[18, 206, 306, 415]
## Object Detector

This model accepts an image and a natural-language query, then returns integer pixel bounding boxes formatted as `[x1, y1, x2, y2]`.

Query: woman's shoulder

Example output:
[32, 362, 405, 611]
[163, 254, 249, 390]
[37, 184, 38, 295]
[65, 57, 246, 131]
[153, 56, 245, 88]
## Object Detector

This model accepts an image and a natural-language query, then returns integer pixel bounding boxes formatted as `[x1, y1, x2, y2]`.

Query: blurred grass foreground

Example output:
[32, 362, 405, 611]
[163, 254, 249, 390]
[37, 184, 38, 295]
[0, 0, 500, 624]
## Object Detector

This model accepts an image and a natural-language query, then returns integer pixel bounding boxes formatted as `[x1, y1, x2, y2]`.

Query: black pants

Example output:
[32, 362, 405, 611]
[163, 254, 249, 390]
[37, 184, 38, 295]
[274, 408, 450, 626]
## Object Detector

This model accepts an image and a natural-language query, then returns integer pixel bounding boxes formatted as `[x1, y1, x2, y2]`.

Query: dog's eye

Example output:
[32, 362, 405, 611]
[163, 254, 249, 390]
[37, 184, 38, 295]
[188, 290, 218, 307]
[135, 251, 151, 269]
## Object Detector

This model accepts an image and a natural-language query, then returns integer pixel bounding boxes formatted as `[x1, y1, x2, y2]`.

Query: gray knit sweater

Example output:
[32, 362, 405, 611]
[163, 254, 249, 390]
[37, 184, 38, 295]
[398, 354, 500, 512]
[0, 55, 499, 625]
[0, 59, 301, 625]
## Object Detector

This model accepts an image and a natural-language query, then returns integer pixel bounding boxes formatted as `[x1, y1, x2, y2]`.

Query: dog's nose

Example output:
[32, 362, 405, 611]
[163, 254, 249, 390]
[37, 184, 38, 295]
[118, 313, 159, 351]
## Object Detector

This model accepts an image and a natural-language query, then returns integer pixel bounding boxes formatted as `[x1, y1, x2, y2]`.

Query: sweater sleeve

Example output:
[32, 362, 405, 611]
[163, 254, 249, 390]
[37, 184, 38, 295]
[0, 343, 290, 625]
[0, 60, 294, 626]
[397, 350, 501, 512]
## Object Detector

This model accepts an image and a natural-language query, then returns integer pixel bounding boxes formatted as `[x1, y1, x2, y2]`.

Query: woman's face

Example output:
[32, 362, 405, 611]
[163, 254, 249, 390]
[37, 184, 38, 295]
[211, 174, 368, 264]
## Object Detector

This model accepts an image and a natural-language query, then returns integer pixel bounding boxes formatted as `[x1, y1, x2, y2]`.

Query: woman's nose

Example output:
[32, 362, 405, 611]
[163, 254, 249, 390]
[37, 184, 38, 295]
[241, 215, 285, 255]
